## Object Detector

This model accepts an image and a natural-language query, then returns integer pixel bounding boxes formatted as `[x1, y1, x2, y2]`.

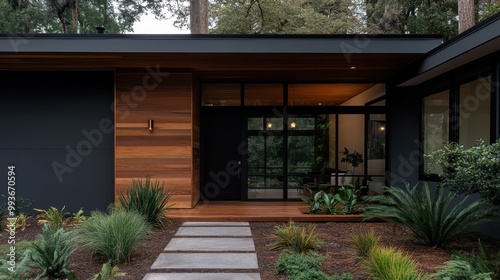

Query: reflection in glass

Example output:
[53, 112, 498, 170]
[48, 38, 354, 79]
[422, 90, 449, 174]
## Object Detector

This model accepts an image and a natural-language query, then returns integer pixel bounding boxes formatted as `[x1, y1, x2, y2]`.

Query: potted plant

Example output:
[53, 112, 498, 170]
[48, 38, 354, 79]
[340, 147, 363, 178]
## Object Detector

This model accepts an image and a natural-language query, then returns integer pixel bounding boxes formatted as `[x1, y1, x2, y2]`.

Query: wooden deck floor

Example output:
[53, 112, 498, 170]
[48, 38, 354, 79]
[169, 201, 365, 222]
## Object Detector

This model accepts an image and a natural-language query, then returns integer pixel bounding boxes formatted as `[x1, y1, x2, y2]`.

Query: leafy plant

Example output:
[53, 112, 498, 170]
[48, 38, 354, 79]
[364, 182, 497, 247]
[91, 261, 126, 280]
[335, 185, 363, 214]
[432, 240, 500, 280]
[71, 208, 87, 226]
[302, 186, 362, 215]
[34, 205, 70, 231]
[302, 189, 340, 214]
[0, 250, 33, 280]
[29, 224, 75, 280]
[75, 210, 151, 264]
[118, 176, 173, 228]
[275, 251, 326, 279]
[268, 222, 322, 254]
[350, 229, 380, 258]
[340, 147, 363, 175]
[364, 246, 430, 280]
[4, 213, 29, 232]
[426, 140, 500, 205]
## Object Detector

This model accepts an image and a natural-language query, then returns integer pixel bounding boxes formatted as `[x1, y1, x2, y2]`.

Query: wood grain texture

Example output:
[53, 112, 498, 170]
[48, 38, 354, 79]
[191, 72, 201, 206]
[115, 71, 195, 208]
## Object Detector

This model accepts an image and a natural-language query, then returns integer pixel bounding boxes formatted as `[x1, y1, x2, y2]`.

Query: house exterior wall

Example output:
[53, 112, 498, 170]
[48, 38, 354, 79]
[0, 71, 115, 213]
[114, 70, 198, 208]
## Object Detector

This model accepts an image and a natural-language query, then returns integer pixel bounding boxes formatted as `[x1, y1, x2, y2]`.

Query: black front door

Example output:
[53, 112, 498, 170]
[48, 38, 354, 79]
[201, 108, 243, 200]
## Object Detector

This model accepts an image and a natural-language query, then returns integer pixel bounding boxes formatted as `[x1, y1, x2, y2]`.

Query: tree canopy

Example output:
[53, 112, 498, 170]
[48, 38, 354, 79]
[0, 0, 499, 39]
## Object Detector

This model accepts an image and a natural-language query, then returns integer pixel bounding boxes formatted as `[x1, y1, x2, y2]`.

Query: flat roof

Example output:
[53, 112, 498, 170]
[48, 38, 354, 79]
[0, 34, 442, 54]
[398, 12, 500, 86]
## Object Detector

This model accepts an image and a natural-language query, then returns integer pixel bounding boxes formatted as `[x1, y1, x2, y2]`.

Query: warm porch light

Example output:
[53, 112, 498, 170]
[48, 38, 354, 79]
[379, 125, 385, 132]
[148, 119, 154, 131]
[350, 66, 357, 70]
[290, 121, 297, 129]
[266, 122, 273, 129]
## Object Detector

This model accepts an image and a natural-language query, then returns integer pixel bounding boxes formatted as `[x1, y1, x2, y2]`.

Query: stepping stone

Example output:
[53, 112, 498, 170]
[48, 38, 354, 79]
[175, 227, 251, 237]
[143, 273, 261, 280]
[165, 238, 255, 251]
[182, 222, 249, 227]
[151, 253, 259, 269]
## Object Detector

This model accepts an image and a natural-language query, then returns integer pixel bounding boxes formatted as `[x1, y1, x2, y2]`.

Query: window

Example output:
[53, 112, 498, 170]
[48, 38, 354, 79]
[459, 75, 491, 147]
[422, 90, 450, 174]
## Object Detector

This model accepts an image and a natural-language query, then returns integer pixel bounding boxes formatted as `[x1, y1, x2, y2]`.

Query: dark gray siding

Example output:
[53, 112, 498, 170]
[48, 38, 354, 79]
[0, 71, 114, 213]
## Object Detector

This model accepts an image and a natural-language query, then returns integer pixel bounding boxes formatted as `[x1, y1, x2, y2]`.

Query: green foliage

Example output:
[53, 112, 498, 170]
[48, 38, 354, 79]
[29, 224, 75, 280]
[209, 0, 367, 34]
[0, 0, 144, 34]
[426, 140, 500, 205]
[340, 147, 363, 172]
[302, 185, 362, 215]
[119, 176, 173, 228]
[34, 205, 70, 231]
[364, 182, 497, 247]
[71, 208, 87, 226]
[432, 240, 500, 280]
[0, 250, 33, 280]
[349, 229, 380, 258]
[365, 246, 430, 280]
[275, 251, 325, 278]
[91, 261, 126, 280]
[268, 222, 322, 254]
[75, 210, 151, 264]
[4, 214, 29, 232]
[1, 195, 33, 215]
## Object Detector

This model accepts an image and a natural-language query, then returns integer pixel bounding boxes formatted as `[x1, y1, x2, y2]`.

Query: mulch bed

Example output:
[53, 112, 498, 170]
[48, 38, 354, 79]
[3, 217, 499, 279]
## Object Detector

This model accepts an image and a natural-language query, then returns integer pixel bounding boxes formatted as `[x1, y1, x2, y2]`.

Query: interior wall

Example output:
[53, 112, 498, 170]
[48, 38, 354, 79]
[338, 114, 365, 176]
[115, 70, 194, 208]
[341, 84, 385, 106]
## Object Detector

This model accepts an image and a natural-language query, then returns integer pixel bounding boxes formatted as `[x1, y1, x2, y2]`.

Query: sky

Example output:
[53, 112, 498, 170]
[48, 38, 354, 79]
[130, 13, 190, 34]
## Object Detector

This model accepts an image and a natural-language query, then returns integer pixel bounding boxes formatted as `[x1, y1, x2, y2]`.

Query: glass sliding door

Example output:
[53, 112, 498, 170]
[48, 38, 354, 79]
[247, 115, 284, 199]
[287, 114, 336, 198]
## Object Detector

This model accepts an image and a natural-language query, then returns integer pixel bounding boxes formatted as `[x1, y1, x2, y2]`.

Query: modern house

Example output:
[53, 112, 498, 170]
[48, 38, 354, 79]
[1, 13, 499, 212]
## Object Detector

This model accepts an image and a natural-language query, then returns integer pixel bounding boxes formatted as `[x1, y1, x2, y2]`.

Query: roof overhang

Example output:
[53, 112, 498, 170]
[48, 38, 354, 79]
[0, 34, 443, 82]
[397, 13, 500, 87]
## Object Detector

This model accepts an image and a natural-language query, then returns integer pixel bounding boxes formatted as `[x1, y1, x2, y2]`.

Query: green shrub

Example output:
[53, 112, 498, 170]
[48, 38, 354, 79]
[30, 224, 75, 279]
[0, 250, 32, 280]
[75, 210, 151, 264]
[71, 208, 87, 226]
[293, 270, 354, 280]
[4, 213, 29, 232]
[118, 176, 173, 228]
[268, 221, 322, 254]
[302, 186, 362, 215]
[275, 251, 325, 278]
[34, 205, 70, 231]
[349, 229, 379, 258]
[364, 246, 429, 280]
[432, 240, 499, 280]
[426, 140, 500, 205]
[364, 182, 496, 247]
[91, 261, 126, 280]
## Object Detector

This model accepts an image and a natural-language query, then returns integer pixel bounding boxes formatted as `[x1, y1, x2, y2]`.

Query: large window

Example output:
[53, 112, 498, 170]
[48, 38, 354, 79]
[422, 74, 492, 176]
[459, 76, 491, 147]
[422, 90, 450, 173]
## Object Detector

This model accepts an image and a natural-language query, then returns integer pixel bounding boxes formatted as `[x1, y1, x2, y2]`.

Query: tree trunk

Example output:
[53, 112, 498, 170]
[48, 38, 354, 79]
[72, 0, 78, 33]
[190, 0, 208, 34]
[458, 0, 475, 33]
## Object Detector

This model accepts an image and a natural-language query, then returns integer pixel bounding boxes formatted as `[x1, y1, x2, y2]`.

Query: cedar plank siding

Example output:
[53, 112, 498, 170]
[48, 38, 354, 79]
[115, 71, 197, 208]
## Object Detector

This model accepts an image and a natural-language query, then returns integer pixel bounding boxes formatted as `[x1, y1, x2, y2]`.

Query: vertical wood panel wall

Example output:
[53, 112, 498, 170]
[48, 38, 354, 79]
[115, 70, 197, 208]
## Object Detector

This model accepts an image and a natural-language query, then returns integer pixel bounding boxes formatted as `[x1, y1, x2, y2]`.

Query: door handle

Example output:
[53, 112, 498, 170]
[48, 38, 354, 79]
[237, 160, 242, 180]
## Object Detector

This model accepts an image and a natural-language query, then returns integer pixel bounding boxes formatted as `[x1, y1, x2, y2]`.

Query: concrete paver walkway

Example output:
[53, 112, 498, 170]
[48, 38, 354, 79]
[143, 222, 261, 280]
